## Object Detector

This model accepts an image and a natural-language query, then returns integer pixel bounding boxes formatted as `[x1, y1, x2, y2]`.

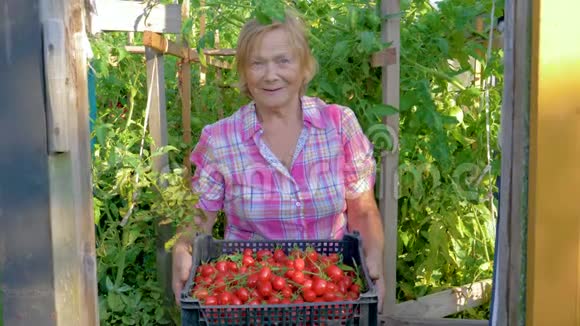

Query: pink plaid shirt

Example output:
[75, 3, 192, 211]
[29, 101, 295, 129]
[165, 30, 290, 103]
[190, 96, 376, 240]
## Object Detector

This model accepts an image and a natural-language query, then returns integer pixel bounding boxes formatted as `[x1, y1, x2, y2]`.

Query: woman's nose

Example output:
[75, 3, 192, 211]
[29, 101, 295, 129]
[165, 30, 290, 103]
[264, 63, 279, 81]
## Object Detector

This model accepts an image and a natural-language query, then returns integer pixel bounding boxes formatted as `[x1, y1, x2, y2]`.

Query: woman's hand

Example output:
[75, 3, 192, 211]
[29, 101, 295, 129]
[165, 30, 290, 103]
[346, 189, 386, 313]
[366, 251, 386, 313]
[172, 242, 192, 306]
[171, 210, 218, 305]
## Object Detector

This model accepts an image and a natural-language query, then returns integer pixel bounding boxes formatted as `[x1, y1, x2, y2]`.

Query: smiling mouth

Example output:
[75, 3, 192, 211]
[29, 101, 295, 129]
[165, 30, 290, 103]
[263, 88, 283, 92]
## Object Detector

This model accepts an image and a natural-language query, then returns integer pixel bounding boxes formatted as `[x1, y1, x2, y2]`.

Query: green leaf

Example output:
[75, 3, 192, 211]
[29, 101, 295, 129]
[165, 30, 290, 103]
[400, 231, 410, 247]
[331, 40, 349, 60]
[359, 31, 377, 53]
[368, 103, 399, 118]
[479, 262, 491, 271]
[337, 263, 355, 272]
[105, 276, 114, 292]
[436, 37, 449, 55]
[107, 293, 125, 312]
[122, 316, 136, 325]
[318, 79, 337, 98]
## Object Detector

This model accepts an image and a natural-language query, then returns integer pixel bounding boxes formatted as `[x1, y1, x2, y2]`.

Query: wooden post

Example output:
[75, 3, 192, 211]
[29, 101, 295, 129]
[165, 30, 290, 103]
[492, 0, 530, 324]
[379, 0, 401, 316]
[145, 47, 173, 305]
[42, 0, 99, 325]
[526, 0, 580, 325]
[180, 0, 192, 172]
[215, 29, 224, 119]
[199, 0, 207, 112]
[1, 0, 98, 324]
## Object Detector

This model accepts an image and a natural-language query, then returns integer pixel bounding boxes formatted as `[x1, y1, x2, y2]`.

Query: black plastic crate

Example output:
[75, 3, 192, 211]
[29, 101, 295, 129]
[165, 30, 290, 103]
[180, 232, 378, 326]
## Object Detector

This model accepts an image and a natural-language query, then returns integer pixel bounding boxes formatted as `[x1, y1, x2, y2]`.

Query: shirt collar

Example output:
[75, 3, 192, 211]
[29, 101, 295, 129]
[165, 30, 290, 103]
[241, 96, 328, 141]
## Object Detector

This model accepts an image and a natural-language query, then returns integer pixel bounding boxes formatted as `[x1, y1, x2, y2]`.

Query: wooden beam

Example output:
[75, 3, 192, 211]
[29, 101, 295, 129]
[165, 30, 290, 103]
[91, 0, 181, 34]
[527, 0, 580, 325]
[42, 19, 69, 153]
[215, 29, 225, 119]
[382, 316, 487, 326]
[379, 0, 400, 316]
[199, 0, 207, 90]
[143, 31, 197, 61]
[145, 47, 173, 308]
[142, 32, 233, 69]
[180, 0, 192, 173]
[371, 47, 398, 67]
[40, 0, 99, 325]
[492, 0, 530, 324]
[395, 280, 492, 318]
[125, 45, 236, 60]
[204, 48, 236, 56]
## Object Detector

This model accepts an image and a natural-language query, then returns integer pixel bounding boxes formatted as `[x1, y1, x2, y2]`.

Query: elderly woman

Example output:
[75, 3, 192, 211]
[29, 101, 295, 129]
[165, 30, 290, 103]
[172, 9, 385, 308]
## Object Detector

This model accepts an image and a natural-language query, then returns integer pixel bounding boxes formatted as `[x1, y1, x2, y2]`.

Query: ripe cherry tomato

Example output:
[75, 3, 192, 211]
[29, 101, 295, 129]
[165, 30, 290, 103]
[301, 279, 313, 291]
[246, 273, 259, 288]
[235, 288, 250, 303]
[302, 289, 316, 302]
[349, 284, 361, 295]
[200, 264, 216, 277]
[271, 276, 286, 290]
[227, 261, 238, 272]
[215, 261, 228, 273]
[256, 249, 272, 261]
[257, 280, 273, 298]
[242, 255, 255, 267]
[291, 271, 305, 284]
[325, 265, 344, 282]
[267, 296, 281, 304]
[273, 248, 286, 262]
[293, 258, 305, 271]
[312, 278, 328, 296]
[193, 288, 209, 300]
[280, 287, 292, 298]
[204, 295, 218, 305]
[306, 248, 318, 263]
[258, 266, 272, 281]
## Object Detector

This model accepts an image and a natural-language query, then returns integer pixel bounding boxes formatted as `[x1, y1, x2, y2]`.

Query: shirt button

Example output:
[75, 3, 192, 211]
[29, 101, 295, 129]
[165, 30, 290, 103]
[296, 201, 301, 207]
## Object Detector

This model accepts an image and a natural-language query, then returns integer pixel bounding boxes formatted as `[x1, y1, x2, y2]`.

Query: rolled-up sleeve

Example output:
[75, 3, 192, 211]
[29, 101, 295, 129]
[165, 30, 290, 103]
[190, 126, 225, 211]
[341, 107, 376, 199]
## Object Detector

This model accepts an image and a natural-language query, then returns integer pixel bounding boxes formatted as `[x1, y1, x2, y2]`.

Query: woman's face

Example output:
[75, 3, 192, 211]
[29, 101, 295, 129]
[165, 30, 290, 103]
[246, 28, 303, 112]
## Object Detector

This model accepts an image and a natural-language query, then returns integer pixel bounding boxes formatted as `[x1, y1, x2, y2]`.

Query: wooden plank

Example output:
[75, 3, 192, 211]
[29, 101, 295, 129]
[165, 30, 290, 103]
[142, 32, 233, 69]
[2, 1, 60, 324]
[204, 48, 236, 56]
[379, 0, 400, 316]
[382, 316, 487, 326]
[145, 47, 169, 174]
[199, 0, 207, 91]
[40, 0, 99, 325]
[125, 45, 236, 58]
[395, 280, 492, 318]
[42, 18, 69, 153]
[492, 0, 530, 324]
[371, 47, 397, 67]
[145, 46, 174, 307]
[144, 31, 197, 61]
[215, 29, 224, 119]
[526, 0, 580, 325]
[180, 0, 192, 173]
[92, 0, 181, 33]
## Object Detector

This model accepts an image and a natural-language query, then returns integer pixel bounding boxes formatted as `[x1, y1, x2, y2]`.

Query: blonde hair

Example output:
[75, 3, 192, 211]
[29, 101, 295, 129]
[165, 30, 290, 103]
[235, 9, 318, 98]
